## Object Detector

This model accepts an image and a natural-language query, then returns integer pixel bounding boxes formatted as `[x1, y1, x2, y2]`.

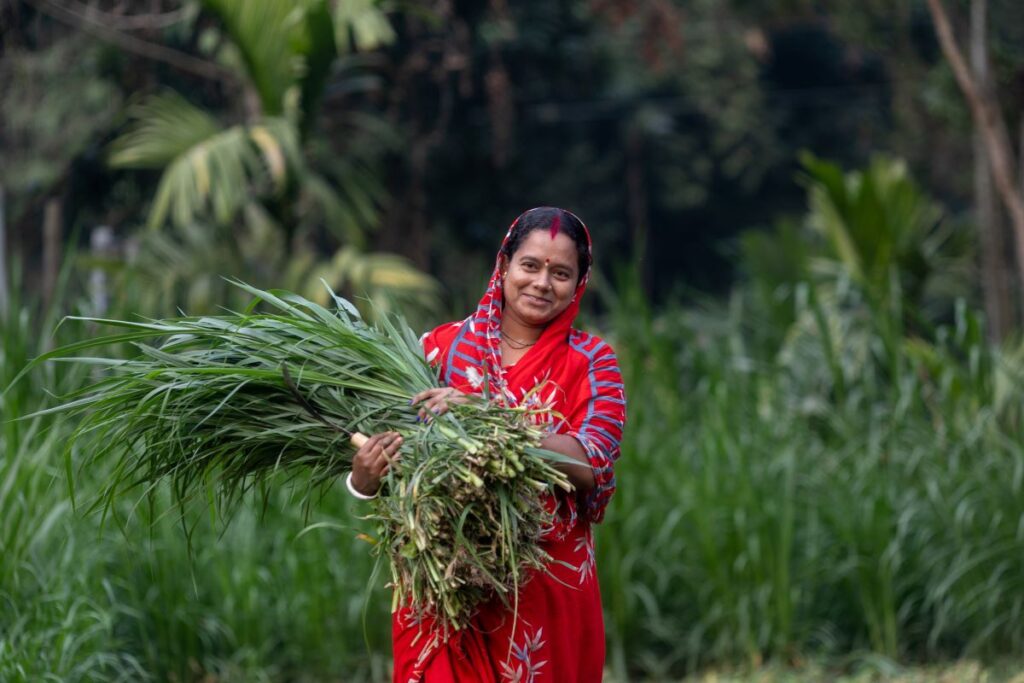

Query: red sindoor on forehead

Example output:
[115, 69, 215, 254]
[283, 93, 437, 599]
[549, 213, 561, 239]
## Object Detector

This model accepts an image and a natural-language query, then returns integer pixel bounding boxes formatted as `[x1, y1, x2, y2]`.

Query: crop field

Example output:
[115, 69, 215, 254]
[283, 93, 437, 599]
[4, 269, 1024, 682]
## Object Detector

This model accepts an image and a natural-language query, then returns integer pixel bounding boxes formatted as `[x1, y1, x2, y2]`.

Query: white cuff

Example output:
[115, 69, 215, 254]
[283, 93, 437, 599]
[345, 471, 379, 500]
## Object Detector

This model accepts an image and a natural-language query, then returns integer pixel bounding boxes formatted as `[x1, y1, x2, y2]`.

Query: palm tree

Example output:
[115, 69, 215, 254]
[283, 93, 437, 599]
[796, 153, 972, 381]
[797, 153, 975, 315]
[106, 0, 435, 316]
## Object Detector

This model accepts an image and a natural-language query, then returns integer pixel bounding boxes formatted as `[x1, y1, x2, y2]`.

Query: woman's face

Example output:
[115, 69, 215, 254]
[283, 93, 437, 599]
[501, 229, 580, 327]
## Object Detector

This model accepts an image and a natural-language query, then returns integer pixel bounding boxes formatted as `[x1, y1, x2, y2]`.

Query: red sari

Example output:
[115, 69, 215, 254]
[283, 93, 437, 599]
[392, 216, 627, 683]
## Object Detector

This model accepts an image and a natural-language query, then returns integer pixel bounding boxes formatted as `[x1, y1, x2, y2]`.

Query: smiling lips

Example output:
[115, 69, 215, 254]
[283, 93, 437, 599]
[523, 293, 551, 305]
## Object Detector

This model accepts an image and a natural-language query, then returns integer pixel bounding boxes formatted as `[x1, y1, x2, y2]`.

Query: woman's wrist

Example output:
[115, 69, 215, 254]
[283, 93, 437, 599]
[346, 471, 379, 500]
[542, 433, 595, 494]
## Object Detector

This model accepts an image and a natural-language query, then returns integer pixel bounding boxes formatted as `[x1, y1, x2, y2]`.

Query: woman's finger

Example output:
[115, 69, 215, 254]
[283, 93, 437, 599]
[411, 388, 441, 405]
[361, 434, 386, 456]
[412, 388, 463, 422]
[374, 432, 401, 458]
[357, 432, 399, 466]
[362, 432, 389, 452]
[420, 401, 446, 422]
[374, 456, 392, 476]
[379, 435, 403, 461]
[375, 444, 401, 475]
[413, 387, 457, 405]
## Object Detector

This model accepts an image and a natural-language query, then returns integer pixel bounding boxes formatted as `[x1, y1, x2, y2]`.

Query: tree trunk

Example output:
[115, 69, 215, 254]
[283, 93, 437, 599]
[43, 199, 62, 312]
[970, 0, 1013, 338]
[927, 0, 1024, 325]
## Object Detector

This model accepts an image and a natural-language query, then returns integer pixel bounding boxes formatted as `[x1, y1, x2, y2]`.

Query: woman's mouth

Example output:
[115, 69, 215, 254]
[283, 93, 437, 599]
[523, 293, 550, 305]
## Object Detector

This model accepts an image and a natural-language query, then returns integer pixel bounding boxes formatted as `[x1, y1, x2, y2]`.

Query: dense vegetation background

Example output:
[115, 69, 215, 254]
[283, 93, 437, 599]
[3, 0, 1024, 680]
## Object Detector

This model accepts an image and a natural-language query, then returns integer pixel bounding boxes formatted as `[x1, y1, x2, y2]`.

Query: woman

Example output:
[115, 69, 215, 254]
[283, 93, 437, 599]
[349, 207, 626, 682]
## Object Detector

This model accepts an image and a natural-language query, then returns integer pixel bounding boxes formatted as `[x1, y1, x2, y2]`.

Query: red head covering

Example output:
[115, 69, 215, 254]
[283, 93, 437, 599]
[435, 207, 593, 412]
[422, 206, 623, 533]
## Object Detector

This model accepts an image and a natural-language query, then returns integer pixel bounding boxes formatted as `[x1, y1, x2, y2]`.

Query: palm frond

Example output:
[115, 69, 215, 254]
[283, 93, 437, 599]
[119, 210, 438, 321]
[800, 152, 958, 310]
[302, 165, 387, 247]
[201, 0, 307, 116]
[297, 246, 440, 318]
[108, 92, 221, 169]
[109, 93, 303, 229]
[334, 0, 396, 53]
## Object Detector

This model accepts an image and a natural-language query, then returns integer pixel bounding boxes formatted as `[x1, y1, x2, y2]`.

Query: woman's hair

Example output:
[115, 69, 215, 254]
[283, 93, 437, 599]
[500, 207, 591, 284]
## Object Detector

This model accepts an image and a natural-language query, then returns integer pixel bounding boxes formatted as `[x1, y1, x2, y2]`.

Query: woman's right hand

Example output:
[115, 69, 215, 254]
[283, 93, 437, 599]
[350, 431, 403, 496]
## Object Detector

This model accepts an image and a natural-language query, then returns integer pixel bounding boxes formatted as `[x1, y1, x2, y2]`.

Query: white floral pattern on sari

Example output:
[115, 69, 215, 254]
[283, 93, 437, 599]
[574, 524, 596, 584]
[500, 627, 547, 683]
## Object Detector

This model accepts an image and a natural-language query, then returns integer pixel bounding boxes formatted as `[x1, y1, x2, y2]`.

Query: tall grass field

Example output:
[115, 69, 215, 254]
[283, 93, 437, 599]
[3, 262, 1024, 681]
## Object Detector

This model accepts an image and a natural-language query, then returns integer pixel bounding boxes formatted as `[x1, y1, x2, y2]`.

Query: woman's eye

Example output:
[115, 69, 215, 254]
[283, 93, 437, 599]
[521, 262, 538, 271]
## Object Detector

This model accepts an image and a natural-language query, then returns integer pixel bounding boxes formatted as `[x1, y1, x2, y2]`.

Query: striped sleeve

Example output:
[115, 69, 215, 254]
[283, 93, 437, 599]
[419, 321, 462, 372]
[419, 327, 444, 367]
[567, 338, 626, 524]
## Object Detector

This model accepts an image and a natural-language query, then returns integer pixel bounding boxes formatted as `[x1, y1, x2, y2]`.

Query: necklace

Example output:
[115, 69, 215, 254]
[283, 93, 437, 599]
[500, 329, 537, 349]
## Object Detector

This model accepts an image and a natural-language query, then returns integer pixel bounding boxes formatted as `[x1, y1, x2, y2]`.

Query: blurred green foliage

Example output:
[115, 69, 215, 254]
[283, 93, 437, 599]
[4, 0, 1024, 680]
[4, 149, 1024, 680]
[7, 0, 1023, 311]
[99, 0, 437, 317]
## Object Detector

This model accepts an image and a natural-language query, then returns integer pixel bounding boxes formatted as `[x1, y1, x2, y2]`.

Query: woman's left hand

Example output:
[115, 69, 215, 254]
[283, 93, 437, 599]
[411, 387, 470, 421]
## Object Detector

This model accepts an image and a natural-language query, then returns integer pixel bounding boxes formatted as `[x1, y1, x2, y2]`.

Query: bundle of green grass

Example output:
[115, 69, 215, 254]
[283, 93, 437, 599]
[28, 282, 573, 633]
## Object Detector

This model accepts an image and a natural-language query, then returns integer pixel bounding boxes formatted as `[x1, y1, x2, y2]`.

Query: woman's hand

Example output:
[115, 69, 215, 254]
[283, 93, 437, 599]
[350, 431, 403, 496]
[411, 387, 470, 421]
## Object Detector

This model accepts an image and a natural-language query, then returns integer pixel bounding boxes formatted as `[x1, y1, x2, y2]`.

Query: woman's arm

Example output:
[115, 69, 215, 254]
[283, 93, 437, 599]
[541, 433, 595, 495]
[565, 341, 626, 522]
